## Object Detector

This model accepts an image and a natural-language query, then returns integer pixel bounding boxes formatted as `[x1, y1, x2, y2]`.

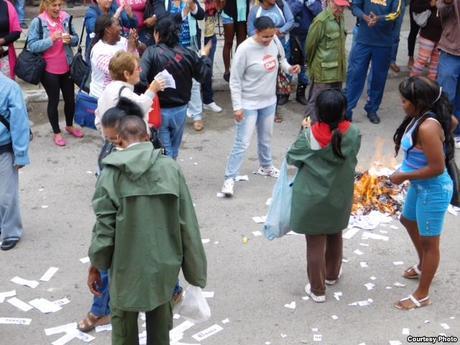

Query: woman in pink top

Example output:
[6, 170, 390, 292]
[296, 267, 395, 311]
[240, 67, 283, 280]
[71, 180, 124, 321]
[28, 0, 82, 147]
[0, 0, 22, 79]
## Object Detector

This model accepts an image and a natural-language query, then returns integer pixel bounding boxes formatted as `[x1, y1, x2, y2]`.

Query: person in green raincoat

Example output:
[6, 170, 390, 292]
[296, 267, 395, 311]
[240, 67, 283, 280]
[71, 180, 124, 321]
[88, 115, 207, 345]
[286, 89, 361, 303]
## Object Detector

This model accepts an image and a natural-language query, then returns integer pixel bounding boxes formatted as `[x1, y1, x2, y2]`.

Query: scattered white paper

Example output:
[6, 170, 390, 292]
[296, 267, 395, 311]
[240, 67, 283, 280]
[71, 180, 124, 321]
[440, 323, 450, 330]
[370, 276, 377, 280]
[40, 267, 59, 282]
[222, 318, 230, 324]
[155, 70, 176, 89]
[252, 216, 267, 224]
[38, 188, 45, 192]
[0, 317, 31, 325]
[393, 282, 406, 288]
[29, 298, 62, 313]
[216, 192, 225, 198]
[360, 243, 369, 247]
[252, 230, 263, 237]
[364, 283, 375, 290]
[334, 292, 343, 301]
[214, 241, 219, 244]
[386, 286, 393, 290]
[0, 290, 16, 303]
[193, 162, 198, 166]
[447, 204, 460, 216]
[53, 297, 71, 307]
[173, 314, 181, 320]
[360, 262, 368, 268]
[7, 297, 33, 312]
[170, 320, 195, 340]
[313, 334, 322, 342]
[235, 175, 249, 182]
[424, 320, 430, 324]
[362, 231, 389, 242]
[343, 227, 360, 240]
[95, 324, 112, 333]
[349, 298, 373, 307]
[450, 316, 456, 320]
[265, 198, 272, 206]
[393, 261, 404, 266]
[389, 341, 402, 345]
[79, 257, 90, 264]
[331, 315, 339, 320]
[302, 295, 310, 301]
[201, 239, 210, 244]
[280, 333, 287, 338]
[342, 258, 349, 263]
[10, 276, 39, 289]
[354, 249, 364, 256]
[202, 291, 214, 298]
[51, 332, 76, 345]
[85, 170, 93, 175]
[192, 324, 223, 342]
[311, 328, 319, 332]
[75, 330, 95, 342]
[349, 211, 392, 230]
[284, 301, 296, 309]
[402, 328, 410, 335]
[44, 322, 77, 336]
[41, 205, 49, 209]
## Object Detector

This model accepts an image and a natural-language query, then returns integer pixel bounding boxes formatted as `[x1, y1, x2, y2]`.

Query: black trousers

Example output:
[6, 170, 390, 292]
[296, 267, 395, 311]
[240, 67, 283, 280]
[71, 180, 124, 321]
[41, 71, 75, 134]
[407, 4, 420, 58]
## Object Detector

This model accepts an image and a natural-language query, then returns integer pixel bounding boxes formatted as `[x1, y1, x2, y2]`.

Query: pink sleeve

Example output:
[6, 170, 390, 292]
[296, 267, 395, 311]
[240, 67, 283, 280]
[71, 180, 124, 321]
[7, 0, 21, 32]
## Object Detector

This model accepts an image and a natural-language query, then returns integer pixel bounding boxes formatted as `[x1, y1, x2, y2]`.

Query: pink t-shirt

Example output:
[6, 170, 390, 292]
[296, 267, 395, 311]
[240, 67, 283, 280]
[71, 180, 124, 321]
[40, 12, 69, 74]
[117, 0, 147, 30]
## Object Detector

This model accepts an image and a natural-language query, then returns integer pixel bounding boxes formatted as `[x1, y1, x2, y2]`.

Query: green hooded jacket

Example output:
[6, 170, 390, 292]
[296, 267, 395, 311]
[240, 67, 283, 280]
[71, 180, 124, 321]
[89, 143, 207, 312]
[306, 7, 347, 84]
[287, 126, 361, 235]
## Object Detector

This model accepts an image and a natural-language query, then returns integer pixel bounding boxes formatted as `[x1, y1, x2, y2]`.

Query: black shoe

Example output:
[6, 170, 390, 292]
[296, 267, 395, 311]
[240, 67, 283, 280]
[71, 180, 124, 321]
[277, 94, 289, 106]
[223, 72, 230, 82]
[1, 239, 19, 251]
[367, 112, 380, 124]
[295, 84, 308, 105]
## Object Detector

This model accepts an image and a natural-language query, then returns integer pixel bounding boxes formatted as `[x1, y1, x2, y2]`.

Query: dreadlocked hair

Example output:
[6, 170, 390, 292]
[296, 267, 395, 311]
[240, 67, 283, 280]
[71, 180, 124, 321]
[90, 15, 114, 53]
[394, 76, 454, 163]
[315, 89, 348, 159]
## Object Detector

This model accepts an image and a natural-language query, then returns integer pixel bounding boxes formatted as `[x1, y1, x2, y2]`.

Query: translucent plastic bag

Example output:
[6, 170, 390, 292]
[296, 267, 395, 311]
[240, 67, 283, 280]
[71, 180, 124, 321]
[263, 158, 295, 240]
[175, 286, 211, 323]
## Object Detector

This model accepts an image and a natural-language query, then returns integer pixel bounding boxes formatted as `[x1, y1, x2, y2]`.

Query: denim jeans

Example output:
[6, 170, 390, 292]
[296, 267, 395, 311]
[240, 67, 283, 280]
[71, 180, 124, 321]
[346, 42, 392, 119]
[224, 103, 276, 180]
[90, 270, 110, 317]
[437, 51, 460, 136]
[15, 0, 26, 24]
[187, 79, 203, 122]
[390, 0, 407, 64]
[159, 105, 187, 159]
[202, 35, 217, 105]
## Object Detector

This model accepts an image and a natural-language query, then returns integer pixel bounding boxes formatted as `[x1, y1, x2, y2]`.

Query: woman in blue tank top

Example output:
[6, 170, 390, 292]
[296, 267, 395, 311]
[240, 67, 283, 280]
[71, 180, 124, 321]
[390, 76, 457, 311]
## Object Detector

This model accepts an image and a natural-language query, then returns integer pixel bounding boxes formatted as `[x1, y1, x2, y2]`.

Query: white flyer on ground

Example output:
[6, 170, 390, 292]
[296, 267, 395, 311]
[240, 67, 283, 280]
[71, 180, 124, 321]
[10, 276, 39, 289]
[7, 297, 33, 312]
[155, 70, 176, 89]
[29, 298, 62, 313]
[40, 267, 59, 282]
[0, 290, 16, 303]
[45, 322, 77, 336]
[192, 324, 223, 342]
[0, 317, 32, 325]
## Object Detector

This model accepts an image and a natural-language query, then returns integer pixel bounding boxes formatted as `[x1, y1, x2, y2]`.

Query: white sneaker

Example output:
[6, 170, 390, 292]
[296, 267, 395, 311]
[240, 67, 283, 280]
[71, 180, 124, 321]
[455, 137, 460, 149]
[256, 166, 280, 178]
[305, 284, 326, 303]
[203, 102, 223, 113]
[325, 266, 343, 286]
[221, 178, 234, 197]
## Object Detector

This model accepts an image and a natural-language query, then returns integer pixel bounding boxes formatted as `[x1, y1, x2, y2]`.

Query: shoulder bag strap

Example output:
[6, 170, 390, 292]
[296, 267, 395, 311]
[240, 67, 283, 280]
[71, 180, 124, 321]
[77, 17, 86, 53]
[24, 17, 43, 50]
[118, 85, 128, 99]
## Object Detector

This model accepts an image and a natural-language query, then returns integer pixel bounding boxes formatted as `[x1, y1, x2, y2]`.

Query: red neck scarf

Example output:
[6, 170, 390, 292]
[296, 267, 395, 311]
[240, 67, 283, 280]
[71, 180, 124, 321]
[311, 121, 351, 148]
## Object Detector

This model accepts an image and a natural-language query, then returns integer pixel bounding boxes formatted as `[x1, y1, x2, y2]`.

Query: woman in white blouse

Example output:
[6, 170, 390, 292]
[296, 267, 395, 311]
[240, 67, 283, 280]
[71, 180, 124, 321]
[95, 51, 165, 132]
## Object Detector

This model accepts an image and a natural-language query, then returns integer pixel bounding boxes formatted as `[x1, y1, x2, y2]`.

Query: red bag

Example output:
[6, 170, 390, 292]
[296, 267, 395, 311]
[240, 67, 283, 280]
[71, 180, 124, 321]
[148, 96, 162, 129]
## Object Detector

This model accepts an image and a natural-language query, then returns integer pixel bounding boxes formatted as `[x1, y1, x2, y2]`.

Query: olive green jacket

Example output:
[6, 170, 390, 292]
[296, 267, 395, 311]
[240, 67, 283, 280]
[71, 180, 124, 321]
[306, 8, 347, 84]
[89, 143, 207, 312]
[287, 126, 361, 235]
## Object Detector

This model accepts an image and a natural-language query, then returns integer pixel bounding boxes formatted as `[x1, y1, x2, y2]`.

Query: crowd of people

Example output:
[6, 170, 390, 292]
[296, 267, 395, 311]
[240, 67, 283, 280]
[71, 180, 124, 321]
[1, 0, 459, 343]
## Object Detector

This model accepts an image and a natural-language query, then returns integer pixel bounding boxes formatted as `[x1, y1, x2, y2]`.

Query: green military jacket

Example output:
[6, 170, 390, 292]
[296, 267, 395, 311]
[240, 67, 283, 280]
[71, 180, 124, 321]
[287, 126, 361, 235]
[306, 8, 347, 84]
[89, 143, 207, 312]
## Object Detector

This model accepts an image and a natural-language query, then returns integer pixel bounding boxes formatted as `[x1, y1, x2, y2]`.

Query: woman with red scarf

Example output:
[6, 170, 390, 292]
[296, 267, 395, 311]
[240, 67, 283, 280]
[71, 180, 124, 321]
[287, 89, 361, 303]
[0, 0, 21, 79]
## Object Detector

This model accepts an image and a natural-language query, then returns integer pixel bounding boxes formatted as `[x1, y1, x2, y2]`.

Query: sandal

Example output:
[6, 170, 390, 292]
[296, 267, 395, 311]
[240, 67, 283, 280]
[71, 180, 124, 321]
[394, 294, 431, 311]
[274, 115, 283, 123]
[77, 312, 111, 333]
[403, 264, 421, 279]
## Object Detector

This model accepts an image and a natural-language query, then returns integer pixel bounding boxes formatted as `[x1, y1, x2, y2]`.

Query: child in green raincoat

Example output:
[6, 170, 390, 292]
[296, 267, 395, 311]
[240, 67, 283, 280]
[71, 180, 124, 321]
[287, 89, 361, 303]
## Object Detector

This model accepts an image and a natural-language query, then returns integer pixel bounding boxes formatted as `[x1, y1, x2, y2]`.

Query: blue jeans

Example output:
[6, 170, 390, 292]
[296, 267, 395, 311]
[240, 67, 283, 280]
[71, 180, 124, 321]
[437, 51, 460, 136]
[188, 79, 203, 121]
[402, 171, 453, 237]
[90, 270, 110, 317]
[346, 42, 392, 119]
[224, 103, 276, 180]
[159, 105, 187, 159]
[15, 0, 25, 24]
[390, 0, 406, 64]
[202, 35, 217, 105]
[290, 33, 309, 86]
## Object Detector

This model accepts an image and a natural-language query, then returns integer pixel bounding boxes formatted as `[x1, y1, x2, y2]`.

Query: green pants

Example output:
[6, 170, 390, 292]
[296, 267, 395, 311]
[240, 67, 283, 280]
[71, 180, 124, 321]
[111, 302, 172, 345]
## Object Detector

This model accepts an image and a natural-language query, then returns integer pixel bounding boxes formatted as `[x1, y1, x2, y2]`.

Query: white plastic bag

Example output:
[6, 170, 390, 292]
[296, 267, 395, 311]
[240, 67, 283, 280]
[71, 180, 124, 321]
[175, 286, 211, 323]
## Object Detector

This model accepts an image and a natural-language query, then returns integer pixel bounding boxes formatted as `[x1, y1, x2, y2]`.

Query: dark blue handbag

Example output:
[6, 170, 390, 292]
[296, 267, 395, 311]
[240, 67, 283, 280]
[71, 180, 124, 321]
[75, 91, 97, 130]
